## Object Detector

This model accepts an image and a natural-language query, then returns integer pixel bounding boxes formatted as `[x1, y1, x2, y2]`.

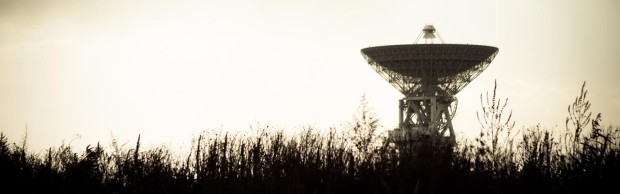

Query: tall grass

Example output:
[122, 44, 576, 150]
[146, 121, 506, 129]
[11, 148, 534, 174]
[1, 81, 619, 194]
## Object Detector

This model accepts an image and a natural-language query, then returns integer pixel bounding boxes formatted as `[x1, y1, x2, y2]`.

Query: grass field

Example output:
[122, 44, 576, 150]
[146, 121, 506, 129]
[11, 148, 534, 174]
[1, 82, 618, 194]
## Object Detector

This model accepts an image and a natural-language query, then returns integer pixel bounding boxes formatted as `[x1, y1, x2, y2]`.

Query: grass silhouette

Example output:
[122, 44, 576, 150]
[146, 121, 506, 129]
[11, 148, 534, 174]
[1, 81, 619, 194]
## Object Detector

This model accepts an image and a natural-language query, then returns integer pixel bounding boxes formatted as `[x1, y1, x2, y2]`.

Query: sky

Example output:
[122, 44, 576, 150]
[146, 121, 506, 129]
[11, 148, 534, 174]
[1, 0, 619, 152]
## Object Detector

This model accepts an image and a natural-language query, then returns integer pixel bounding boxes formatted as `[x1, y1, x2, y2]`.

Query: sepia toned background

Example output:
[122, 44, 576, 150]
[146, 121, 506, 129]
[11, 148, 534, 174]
[1, 0, 618, 152]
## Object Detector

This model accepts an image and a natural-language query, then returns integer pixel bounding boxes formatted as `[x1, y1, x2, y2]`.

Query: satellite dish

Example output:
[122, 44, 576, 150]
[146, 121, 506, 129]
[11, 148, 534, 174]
[361, 25, 499, 150]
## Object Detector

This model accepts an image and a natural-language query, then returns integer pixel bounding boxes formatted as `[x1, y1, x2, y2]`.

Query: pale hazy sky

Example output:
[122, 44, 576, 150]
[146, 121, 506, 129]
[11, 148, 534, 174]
[1, 0, 619, 152]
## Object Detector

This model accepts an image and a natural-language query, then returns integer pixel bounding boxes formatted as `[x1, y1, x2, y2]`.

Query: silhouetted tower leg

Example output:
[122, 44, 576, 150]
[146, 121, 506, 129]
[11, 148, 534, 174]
[399, 95, 456, 144]
[389, 87, 456, 159]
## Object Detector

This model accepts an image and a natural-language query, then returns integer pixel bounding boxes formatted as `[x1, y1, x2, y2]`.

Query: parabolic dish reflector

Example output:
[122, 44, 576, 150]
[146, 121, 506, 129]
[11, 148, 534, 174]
[361, 44, 498, 96]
